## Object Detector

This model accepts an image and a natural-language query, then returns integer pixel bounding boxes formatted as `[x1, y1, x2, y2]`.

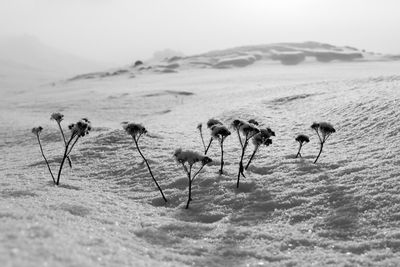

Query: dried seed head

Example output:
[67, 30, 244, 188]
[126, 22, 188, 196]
[50, 112, 64, 123]
[231, 119, 246, 130]
[123, 122, 147, 137]
[295, 134, 310, 144]
[174, 149, 211, 166]
[311, 122, 320, 130]
[318, 122, 336, 134]
[211, 125, 231, 139]
[32, 126, 43, 135]
[206, 119, 222, 129]
[248, 119, 259, 126]
[197, 123, 202, 131]
[70, 118, 91, 137]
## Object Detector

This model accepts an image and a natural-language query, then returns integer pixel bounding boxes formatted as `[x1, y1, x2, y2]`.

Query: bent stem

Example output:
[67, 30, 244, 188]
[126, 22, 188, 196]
[133, 137, 167, 203]
[56, 134, 76, 185]
[198, 128, 207, 154]
[36, 134, 56, 184]
[245, 146, 258, 170]
[56, 122, 72, 168]
[314, 142, 324, 163]
[205, 138, 213, 155]
[296, 143, 303, 158]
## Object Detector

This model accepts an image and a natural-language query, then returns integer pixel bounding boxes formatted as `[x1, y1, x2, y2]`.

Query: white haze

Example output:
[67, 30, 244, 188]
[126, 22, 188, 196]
[0, 0, 399, 65]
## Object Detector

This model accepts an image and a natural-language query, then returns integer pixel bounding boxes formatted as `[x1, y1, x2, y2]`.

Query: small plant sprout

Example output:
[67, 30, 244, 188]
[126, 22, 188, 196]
[311, 122, 336, 163]
[32, 126, 56, 184]
[123, 122, 167, 203]
[245, 128, 275, 170]
[295, 134, 310, 158]
[210, 124, 231, 174]
[231, 119, 260, 188]
[56, 118, 91, 185]
[51, 112, 72, 168]
[174, 149, 212, 209]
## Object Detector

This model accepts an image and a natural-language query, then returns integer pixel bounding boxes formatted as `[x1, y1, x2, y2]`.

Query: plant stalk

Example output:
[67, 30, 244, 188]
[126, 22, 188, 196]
[314, 142, 324, 163]
[219, 138, 225, 174]
[56, 134, 75, 185]
[245, 146, 258, 170]
[57, 122, 72, 168]
[36, 134, 56, 184]
[133, 137, 167, 203]
[296, 143, 303, 158]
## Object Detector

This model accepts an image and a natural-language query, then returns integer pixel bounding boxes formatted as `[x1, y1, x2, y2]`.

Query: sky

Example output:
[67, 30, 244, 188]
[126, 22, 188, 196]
[0, 0, 399, 64]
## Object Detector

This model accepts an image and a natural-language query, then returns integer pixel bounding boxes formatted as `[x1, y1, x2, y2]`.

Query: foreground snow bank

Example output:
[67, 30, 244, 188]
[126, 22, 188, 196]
[1, 63, 400, 266]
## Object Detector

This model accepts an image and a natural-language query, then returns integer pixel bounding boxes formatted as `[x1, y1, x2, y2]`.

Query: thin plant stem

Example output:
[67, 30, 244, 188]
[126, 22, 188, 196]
[66, 136, 80, 156]
[198, 128, 207, 153]
[133, 137, 167, 203]
[237, 138, 248, 188]
[57, 122, 72, 168]
[219, 137, 225, 174]
[296, 143, 303, 158]
[314, 142, 324, 164]
[36, 134, 56, 184]
[56, 134, 75, 185]
[192, 164, 206, 182]
[205, 138, 213, 155]
[185, 169, 192, 209]
[245, 146, 259, 170]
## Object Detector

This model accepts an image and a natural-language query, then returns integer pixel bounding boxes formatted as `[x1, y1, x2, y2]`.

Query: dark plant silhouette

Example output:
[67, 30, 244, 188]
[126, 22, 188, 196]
[245, 128, 275, 170]
[295, 134, 310, 158]
[32, 116, 91, 185]
[231, 119, 259, 188]
[174, 149, 212, 209]
[210, 124, 231, 174]
[123, 122, 167, 203]
[311, 122, 336, 163]
[57, 118, 91, 185]
[32, 126, 56, 184]
[51, 112, 72, 168]
[197, 119, 222, 155]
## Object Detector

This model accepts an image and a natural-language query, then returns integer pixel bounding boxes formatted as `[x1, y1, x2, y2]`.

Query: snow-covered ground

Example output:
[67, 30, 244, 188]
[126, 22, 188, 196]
[1, 60, 400, 266]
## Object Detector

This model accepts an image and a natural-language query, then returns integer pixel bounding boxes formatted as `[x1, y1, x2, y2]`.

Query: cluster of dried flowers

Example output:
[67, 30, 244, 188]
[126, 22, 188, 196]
[32, 113, 335, 209]
[32, 113, 91, 185]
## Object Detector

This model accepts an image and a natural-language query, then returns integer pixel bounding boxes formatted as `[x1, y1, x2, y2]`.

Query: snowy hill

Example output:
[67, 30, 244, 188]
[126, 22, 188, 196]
[1, 59, 400, 266]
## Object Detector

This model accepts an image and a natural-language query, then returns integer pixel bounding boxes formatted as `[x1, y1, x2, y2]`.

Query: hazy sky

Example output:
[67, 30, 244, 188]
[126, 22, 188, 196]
[0, 0, 399, 64]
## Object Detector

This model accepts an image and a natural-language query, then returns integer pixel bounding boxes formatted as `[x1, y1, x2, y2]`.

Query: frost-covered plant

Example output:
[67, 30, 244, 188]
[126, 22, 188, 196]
[51, 112, 72, 168]
[32, 116, 91, 185]
[231, 119, 260, 188]
[32, 126, 56, 184]
[210, 124, 231, 174]
[123, 122, 167, 203]
[197, 119, 223, 155]
[295, 134, 310, 158]
[311, 122, 336, 163]
[174, 149, 212, 209]
[245, 128, 275, 170]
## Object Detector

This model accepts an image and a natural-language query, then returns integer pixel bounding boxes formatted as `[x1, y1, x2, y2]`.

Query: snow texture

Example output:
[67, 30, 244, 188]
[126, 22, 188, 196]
[1, 59, 400, 266]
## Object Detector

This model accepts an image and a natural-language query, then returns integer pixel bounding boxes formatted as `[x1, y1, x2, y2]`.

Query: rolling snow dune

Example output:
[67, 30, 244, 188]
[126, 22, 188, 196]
[1, 61, 400, 266]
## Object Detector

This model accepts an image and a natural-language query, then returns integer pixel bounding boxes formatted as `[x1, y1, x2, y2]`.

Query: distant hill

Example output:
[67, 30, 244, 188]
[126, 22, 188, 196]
[66, 41, 398, 82]
[0, 35, 108, 88]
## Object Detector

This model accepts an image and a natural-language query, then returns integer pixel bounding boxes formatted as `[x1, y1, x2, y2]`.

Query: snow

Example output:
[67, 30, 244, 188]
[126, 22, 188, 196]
[1, 60, 400, 266]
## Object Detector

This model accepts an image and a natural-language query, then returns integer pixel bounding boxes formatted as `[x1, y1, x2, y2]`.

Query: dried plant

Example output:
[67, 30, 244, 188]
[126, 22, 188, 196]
[57, 118, 91, 184]
[174, 149, 212, 209]
[245, 128, 275, 170]
[295, 134, 310, 158]
[210, 124, 231, 174]
[311, 122, 336, 163]
[51, 112, 72, 168]
[123, 122, 167, 203]
[32, 115, 91, 185]
[198, 119, 223, 155]
[231, 119, 259, 188]
[32, 126, 56, 184]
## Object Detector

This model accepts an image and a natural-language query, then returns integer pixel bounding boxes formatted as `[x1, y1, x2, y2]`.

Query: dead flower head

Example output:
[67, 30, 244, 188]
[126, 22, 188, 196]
[32, 126, 43, 135]
[211, 125, 231, 140]
[122, 122, 147, 138]
[50, 112, 64, 123]
[174, 148, 212, 166]
[206, 119, 222, 129]
[69, 118, 92, 137]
